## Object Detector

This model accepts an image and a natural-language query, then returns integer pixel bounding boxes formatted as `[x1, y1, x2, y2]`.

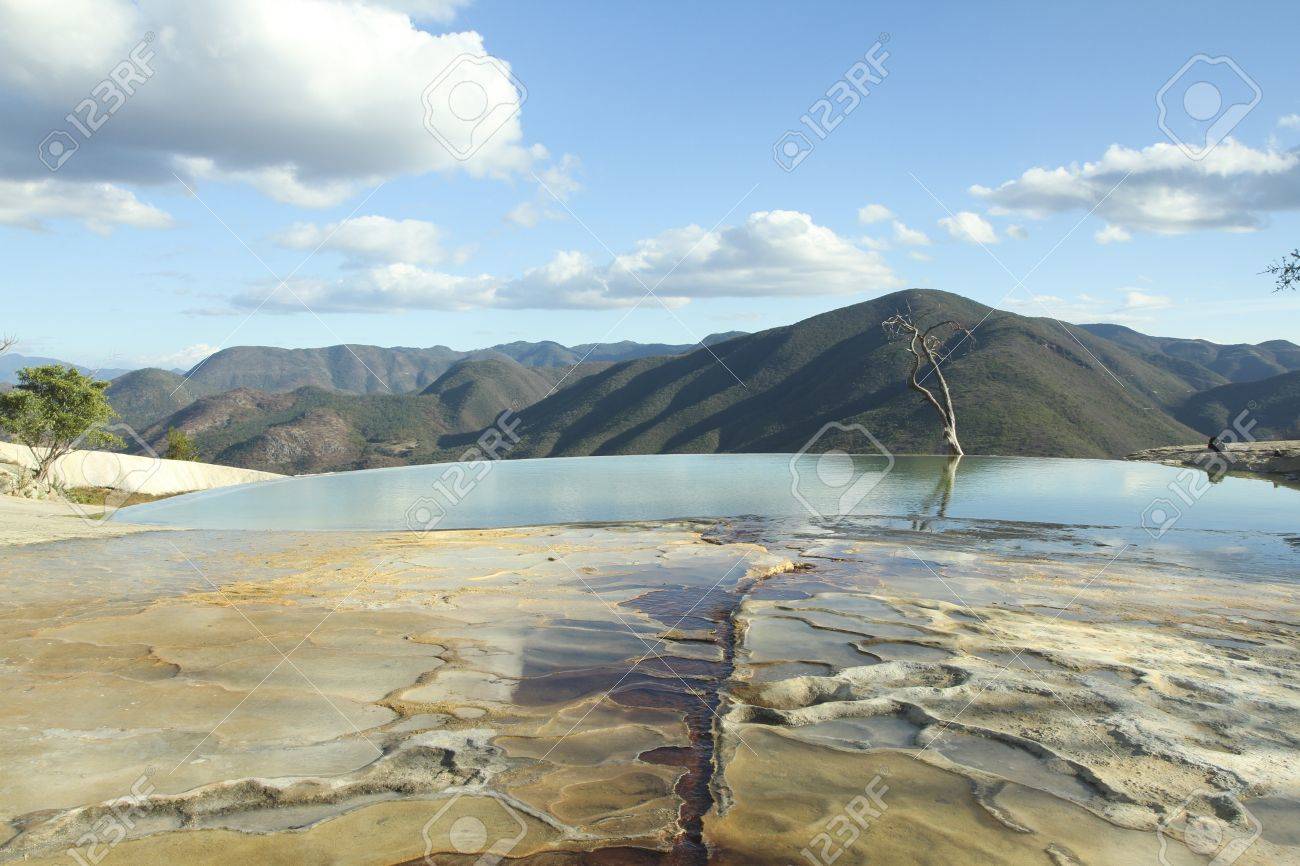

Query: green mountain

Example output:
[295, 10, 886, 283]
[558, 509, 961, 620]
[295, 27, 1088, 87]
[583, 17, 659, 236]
[419, 358, 609, 431]
[106, 368, 220, 430]
[1175, 371, 1300, 440]
[125, 290, 1297, 471]
[488, 333, 746, 367]
[483, 289, 1208, 460]
[108, 338, 739, 430]
[1076, 324, 1300, 391]
[178, 344, 477, 395]
[138, 357, 607, 473]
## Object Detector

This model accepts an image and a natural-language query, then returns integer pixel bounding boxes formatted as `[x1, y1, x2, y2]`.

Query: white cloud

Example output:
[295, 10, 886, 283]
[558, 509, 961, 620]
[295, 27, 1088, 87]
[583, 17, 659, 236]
[592, 209, 901, 301]
[275, 216, 449, 265]
[860, 220, 930, 251]
[137, 342, 220, 370]
[1006, 224, 1027, 240]
[1122, 290, 1171, 310]
[506, 152, 581, 229]
[972, 139, 1300, 235]
[365, 0, 470, 22]
[1007, 288, 1173, 325]
[938, 211, 998, 244]
[0, 0, 539, 217]
[233, 210, 901, 312]
[243, 265, 500, 314]
[534, 153, 582, 200]
[907, 250, 931, 262]
[0, 179, 172, 233]
[504, 201, 543, 228]
[891, 220, 931, 246]
[857, 203, 893, 224]
[1279, 114, 1300, 130]
[1094, 224, 1132, 244]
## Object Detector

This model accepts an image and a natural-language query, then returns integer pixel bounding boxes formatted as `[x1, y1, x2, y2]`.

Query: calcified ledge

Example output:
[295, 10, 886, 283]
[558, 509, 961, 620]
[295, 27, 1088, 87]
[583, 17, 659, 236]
[0, 519, 1296, 865]
[1127, 439, 1300, 480]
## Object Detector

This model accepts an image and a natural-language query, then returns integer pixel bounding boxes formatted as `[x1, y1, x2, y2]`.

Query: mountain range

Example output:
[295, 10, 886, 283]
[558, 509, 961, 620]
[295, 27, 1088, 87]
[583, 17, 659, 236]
[26, 290, 1298, 474]
[102, 334, 742, 429]
[1, 353, 133, 385]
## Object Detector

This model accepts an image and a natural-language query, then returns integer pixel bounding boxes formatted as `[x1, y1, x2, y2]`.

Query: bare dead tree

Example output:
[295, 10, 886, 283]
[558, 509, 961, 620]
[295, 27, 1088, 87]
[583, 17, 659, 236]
[882, 312, 973, 456]
[1263, 249, 1299, 292]
[0, 336, 15, 356]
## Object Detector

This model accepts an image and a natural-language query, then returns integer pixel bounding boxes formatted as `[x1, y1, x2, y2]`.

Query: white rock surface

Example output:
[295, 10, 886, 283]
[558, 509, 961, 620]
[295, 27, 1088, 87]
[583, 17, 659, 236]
[0, 441, 282, 495]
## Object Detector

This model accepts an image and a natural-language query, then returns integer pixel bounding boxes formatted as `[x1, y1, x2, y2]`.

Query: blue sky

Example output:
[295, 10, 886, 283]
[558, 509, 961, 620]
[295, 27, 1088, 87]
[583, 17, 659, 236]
[3, 0, 1298, 370]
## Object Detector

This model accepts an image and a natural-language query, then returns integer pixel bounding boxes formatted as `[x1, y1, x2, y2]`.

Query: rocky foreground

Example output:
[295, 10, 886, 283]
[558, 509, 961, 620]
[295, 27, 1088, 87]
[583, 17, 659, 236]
[1127, 439, 1300, 481]
[1, 517, 1296, 864]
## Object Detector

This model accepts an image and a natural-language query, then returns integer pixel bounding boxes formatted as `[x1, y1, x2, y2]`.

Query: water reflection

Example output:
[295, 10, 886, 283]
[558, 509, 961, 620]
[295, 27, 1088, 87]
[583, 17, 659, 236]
[120, 453, 1300, 536]
[910, 455, 961, 530]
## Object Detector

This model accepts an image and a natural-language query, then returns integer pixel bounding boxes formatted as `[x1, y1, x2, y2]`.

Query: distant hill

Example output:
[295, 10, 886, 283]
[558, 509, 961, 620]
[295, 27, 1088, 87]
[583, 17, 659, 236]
[1, 353, 132, 384]
[1076, 324, 1300, 392]
[477, 289, 1206, 460]
[108, 337, 741, 430]
[138, 357, 609, 473]
[1175, 370, 1300, 440]
[182, 336, 747, 396]
[491, 333, 747, 367]
[105, 290, 1298, 470]
[106, 368, 221, 431]
[176, 344, 476, 395]
[418, 357, 609, 431]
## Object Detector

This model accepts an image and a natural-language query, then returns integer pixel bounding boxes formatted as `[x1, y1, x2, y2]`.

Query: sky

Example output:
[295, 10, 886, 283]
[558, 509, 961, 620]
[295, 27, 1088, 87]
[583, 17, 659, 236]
[2, 0, 1298, 370]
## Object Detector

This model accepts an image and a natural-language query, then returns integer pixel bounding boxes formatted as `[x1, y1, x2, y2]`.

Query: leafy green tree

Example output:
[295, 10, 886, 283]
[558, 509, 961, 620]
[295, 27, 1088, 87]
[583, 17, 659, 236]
[165, 427, 200, 461]
[0, 365, 121, 482]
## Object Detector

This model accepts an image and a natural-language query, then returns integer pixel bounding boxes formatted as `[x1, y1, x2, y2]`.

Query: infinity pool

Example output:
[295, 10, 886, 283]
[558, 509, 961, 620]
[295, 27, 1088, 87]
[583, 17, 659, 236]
[119, 453, 1299, 535]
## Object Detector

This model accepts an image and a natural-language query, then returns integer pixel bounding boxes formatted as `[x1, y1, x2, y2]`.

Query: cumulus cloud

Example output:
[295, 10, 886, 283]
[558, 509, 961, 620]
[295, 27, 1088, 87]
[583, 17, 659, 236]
[504, 201, 543, 228]
[939, 211, 998, 244]
[244, 265, 500, 314]
[972, 139, 1300, 235]
[1006, 224, 1027, 240]
[0, 0, 538, 218]
[1094, 224, 1132, 244]
[233, 210, 902, 312]
[1122, 290, 1171, 310]
[857, 203, 894, 224]
[860, 220, 930, 251]
[591, 210, 901, 300]
[534, 153, 582, 200]
[1007, 288, 1173, 325]
[137, 342, 220, 370]
[0, 179, 172, 234]
[1279, 114, 1300, 130]
[891, 220, 931, 246]
[275, 216, 450, 266]
[506, 152, 581, 228]
[365, 0, 470, 22]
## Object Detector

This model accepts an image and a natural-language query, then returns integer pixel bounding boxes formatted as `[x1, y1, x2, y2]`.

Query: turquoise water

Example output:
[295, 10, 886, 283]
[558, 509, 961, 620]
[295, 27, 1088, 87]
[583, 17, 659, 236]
[119, 454, 1299, 535]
